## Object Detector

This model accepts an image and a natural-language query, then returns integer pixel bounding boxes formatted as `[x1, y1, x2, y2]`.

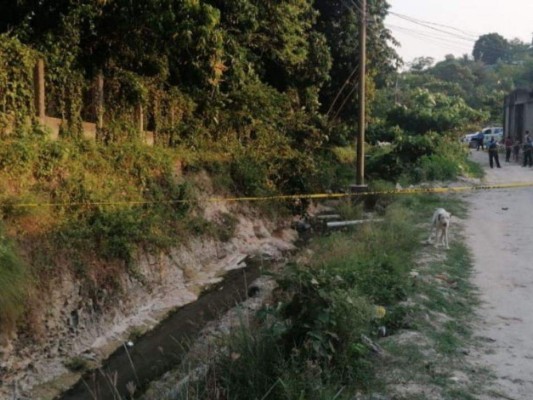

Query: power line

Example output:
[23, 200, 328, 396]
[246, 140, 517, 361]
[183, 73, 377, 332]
[342, 0, 373, 23]
[387, 21, 530, 61]
[386, 24, 473, 52]
[389, 11, 480, 39]
[326, 66, 359, 117]
[347, 0, 364, 15]
[332, 81, 359, 122]
[386, 11, 533, 61]
[387, 22, 475, 45]
[389, 11, 478, 41]
[391, 31, 472, 55]
[339, 0, 359, 15]
[387, 23, 474, 46]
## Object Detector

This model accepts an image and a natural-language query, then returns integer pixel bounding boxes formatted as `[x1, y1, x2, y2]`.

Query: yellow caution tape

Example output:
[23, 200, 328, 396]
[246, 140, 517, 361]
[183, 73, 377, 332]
[4, 181, 533, 208]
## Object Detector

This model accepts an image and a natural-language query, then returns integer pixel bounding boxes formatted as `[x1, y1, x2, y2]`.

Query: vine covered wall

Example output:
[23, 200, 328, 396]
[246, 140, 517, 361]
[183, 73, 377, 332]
[0, 34, 37, 135]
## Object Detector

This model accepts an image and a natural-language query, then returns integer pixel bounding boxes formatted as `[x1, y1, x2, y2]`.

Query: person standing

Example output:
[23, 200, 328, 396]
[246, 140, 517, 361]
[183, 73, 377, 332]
[513, 138, 521, 162]
[504, 136, 513, 162]
[488, 137, 501, 168]
[476, 131, 485, 151]
[523, 136, 533, 167]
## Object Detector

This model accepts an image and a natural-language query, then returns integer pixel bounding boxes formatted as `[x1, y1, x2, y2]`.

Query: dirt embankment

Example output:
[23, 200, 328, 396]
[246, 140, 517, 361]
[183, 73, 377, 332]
[0, 187, 298, 400]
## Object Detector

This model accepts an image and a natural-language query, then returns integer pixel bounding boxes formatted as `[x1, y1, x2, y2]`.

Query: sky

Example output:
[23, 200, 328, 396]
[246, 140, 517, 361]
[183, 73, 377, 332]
[385, 0, 533, 65]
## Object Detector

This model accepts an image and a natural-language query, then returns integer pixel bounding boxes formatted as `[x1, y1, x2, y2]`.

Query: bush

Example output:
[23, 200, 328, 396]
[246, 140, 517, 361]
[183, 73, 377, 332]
[64, 356, 90, 372]
[0, 230, 29, 330]
[414, 154, 461, 182]
[214, 323, 286, 400]
[230, 153, 270, 196]
[0, 138, 38, 172]
[278, 266, 374, 381]
[174, 199, 422, 399]
[0, 35, 38, 134]
[363, 179, 396, 211]
[367, 129, 477, 184]
[366, 122, 402, 144]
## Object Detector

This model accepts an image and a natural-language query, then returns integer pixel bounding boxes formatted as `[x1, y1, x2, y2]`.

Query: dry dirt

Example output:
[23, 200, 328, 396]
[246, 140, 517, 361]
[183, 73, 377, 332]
[465, 150, 533, 400]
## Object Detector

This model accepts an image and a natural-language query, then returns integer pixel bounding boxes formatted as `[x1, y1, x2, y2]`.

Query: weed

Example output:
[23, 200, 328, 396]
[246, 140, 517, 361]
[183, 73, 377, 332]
[335, 199, 363, 220]
[189, 199, 424, 399]
[212, 212, 238, 242]
[363, 180, 396, 211]
[64, 356, 89, 372]
[372, 199, 492, 400]
[214, 324, 286, 399]
[0, 229, 29, 330]
[464, 159, 484, 179]
[128, 327, 145, 342]
[230, 153, 271, 197]
[414, 154, 462, 182]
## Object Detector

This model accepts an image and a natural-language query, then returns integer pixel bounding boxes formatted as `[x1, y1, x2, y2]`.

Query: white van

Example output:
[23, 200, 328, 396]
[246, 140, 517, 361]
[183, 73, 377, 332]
[464, 127, 503, 147]
[481, 127, 503, 142]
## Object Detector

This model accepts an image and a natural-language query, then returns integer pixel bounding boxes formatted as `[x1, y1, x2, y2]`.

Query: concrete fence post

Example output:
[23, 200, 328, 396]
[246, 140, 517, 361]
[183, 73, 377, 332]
[170, 106, 175, 127]
[153, 96, 160, 144]
[95, 71, 104, 139]
[135, 103, 144, 136]
[34, 59, 45, 123]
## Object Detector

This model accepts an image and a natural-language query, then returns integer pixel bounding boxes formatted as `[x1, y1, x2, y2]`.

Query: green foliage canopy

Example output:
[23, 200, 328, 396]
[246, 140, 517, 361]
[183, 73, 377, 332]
[473, 33, 510, 65]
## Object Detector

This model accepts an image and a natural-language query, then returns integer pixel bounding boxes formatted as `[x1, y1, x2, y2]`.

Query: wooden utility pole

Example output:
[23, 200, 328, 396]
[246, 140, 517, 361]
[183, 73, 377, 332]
[356, 0, 366, 186]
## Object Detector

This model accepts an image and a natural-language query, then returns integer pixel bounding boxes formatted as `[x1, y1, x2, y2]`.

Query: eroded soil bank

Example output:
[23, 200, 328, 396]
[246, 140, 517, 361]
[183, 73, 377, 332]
[58, 262, 262, 400]
[1, 201, 297, 400]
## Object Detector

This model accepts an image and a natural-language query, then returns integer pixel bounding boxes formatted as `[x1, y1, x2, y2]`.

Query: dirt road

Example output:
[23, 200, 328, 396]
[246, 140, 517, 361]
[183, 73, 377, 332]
[464, 150, 533, 400]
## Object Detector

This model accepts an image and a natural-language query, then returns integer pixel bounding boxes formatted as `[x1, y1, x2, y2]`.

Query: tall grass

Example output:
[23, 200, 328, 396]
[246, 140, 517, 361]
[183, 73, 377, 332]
[0, 229, 29, 330]
[190, 201, 423, 399]
[0, 135, 239, 334]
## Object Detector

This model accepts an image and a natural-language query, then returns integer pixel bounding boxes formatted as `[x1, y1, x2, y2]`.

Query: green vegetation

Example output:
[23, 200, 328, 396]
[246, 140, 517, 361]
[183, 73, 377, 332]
[181, 200, 423, 399]
[64, 356, 90, 373]
[0, 229, 29, 330]
[373, 241, 486, 399]
[0, 135, 234, 326]
[0, 35, 38, 133]
[1, 1, 532, 396]
[0, 1, 397, 336]
[163, 195, 483, 400]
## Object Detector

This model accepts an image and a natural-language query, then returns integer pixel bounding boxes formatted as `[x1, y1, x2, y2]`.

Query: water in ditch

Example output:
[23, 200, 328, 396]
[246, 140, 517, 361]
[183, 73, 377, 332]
[56, 261, 262, 400]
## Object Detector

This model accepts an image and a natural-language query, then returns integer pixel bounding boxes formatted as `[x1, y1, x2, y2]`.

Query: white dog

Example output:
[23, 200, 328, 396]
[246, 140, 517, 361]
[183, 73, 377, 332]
[427, 208, 451, 249]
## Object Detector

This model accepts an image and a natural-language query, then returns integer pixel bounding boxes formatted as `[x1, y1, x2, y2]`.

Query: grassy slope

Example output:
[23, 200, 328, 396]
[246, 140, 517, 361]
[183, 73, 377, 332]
[0, 135, 240, 333]
[0, 129, 488, 398]
[166, 193, 489, 400]
[373, 195, 489, 399]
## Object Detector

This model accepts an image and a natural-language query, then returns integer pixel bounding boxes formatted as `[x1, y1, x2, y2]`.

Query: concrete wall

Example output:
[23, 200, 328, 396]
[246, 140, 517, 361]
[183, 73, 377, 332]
[42, 116, 154, 145]
[526, 104, 533, 135]
[504, 89, 533, 141]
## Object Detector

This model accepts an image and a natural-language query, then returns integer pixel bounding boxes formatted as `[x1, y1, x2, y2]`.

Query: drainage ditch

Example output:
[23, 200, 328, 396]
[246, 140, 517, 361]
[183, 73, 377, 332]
[56, 261, 262, 400]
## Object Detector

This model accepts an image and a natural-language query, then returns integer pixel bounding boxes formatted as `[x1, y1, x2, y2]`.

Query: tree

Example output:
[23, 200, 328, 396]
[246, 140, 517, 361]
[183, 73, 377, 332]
[313, 0, 400, 139]
[429, 58, 476, 93]
[507, 38, 531, 62]
[409, 56, 434, 72]
[473, 33, 509, 65]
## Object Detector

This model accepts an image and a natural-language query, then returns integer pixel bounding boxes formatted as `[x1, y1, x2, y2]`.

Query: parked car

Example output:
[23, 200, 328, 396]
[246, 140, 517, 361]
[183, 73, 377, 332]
[462, 131, 481, 144]
[463, 127, 503, 148]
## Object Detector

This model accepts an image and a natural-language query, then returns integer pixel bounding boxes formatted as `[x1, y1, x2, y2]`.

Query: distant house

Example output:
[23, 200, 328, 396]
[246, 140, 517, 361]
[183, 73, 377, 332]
[504, 89, 533, 141]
